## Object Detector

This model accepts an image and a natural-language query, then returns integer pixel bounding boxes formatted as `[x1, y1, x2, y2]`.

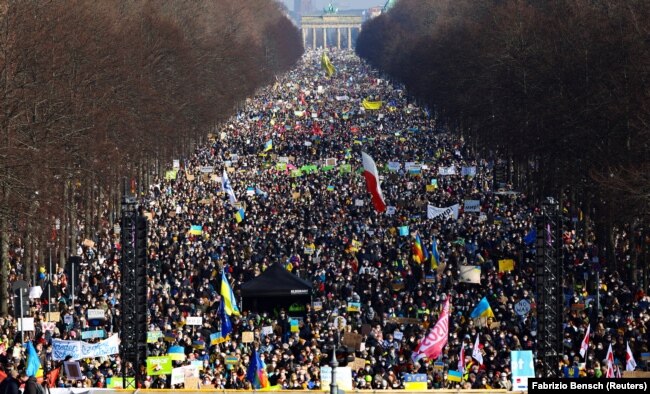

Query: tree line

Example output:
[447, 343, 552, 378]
[0, 0, 302, 315]
[357, 0, 649, 281]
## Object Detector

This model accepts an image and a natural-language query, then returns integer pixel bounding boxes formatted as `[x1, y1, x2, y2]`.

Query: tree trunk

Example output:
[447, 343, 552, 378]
[0, 214, 8, 316]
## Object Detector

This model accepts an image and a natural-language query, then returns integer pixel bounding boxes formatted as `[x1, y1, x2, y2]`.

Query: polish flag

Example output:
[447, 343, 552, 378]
[472, 334, 484, 365]
[626, 341, 637, 371]
[605, 343, 615, 378]
[579, 324, 590, 358]
[412, 297, 450, 362]
[458, 345, 465, 372]
[361, 152, 387, 213]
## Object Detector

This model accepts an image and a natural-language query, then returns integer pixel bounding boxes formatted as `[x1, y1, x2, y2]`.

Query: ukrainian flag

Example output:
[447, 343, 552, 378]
[321, 52, 336, 77]
[189, 225, 202, 235]
[412, 234, 425, 264]
[26, 341, 42, 378]
[362, 99, 383, 110]
[470, 297, 495, 319]
[263, 139, 273, 152]
[431, 237, 440, 269]
[234, 208, 245, 223]
[220, 270, 240, 316]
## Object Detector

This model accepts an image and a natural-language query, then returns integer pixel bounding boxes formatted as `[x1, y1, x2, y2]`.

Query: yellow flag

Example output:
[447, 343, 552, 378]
[321, 52, 336, 77]
[498, 259, 515, 272]
[362, 98, 383, 110]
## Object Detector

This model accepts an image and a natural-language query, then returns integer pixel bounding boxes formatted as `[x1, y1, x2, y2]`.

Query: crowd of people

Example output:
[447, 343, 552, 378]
[0, 49, 648, 391]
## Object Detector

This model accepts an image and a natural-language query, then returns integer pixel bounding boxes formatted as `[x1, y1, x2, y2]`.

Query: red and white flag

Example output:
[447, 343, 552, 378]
[472, 334, 483, 365]
[361, 152, 387, 213]
[626, 341, 637, 371]
[458, 345, 465, 372]
[579, 324, 590, 358]
[605, 343, 615, 378]
[412, 297, 450, 362]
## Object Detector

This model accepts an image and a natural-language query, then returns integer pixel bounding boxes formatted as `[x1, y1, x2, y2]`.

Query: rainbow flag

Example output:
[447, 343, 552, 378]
[247, 349, 269, 389]
[412, 234, 425, 264]
[431, 237, 440, 269]
[220, 270, 240, 316]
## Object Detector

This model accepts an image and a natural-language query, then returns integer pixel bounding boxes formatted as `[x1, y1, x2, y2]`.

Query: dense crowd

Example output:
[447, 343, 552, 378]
[0, 50, 647, 391]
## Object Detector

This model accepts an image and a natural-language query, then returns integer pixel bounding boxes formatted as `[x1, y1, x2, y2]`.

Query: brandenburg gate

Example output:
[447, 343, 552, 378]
[301, 14, 363, 50]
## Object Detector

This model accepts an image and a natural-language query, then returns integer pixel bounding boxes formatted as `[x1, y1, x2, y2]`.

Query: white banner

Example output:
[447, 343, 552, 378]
[171, 367, 185, 386]
[335, 95, 350, 101]
[199, 166, 214, 173]
[185, 316, 203, 326]
[386, 206, 396, 216]
[18, 318, 35, 331]
[52, 334, 120, 361]
[464, 200, 481, 213]
[461, 166, 477, 177]
[427, 204, 459, 220]
[459, 266, 481, 284]
[87, 309, 105, 320]
[387, 162, 401, 172]
[438, 166, 457, 176]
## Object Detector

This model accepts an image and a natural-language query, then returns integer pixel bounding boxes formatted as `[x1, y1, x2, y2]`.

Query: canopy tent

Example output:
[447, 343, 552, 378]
[241, 263, 313, 316]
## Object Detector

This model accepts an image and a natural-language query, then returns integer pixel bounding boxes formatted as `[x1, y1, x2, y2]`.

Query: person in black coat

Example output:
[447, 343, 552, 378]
[23, 375, 40, 394]
[0, 370, 22, 394]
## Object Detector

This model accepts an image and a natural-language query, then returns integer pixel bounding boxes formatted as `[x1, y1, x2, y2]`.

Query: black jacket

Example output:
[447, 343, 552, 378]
[23, 377, 40, 394]
[0, 376, 20, 394]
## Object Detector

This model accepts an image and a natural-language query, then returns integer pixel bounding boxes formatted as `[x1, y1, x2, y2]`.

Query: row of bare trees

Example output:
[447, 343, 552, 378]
[357, 0, 649, 278]
[0, 0, 302, 315]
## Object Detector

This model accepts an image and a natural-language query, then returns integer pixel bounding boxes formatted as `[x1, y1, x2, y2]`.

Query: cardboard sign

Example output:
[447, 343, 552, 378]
[46, 312, 61, 322]
[82, 239, 95, 248]
[341, 332, 363, 350]
[185, 173, 195, 181]
[184, 377, 201, 389]
[242, 331, 254, 343]
[387, 317, 420, 325]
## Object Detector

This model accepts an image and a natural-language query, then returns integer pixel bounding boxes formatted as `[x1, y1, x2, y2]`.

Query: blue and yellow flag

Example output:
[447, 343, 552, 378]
[321, 52, 336, 77]
[263, 139, 273, 152]
[362, 98, 383, 110]
[431, 237, 440, 269]
[470, 297, 495, 319]
[234, 208, 245, 223]
[26, 341, 42, 378]
[189, 225, 202, 235]
[220, 270, 240, 316]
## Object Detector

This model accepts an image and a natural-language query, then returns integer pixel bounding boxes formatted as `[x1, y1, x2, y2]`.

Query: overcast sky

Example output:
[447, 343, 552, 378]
[279, 0, 385, 12]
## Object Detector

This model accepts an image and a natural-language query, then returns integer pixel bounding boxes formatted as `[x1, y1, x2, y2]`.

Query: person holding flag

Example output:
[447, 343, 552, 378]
[221, 270, 240, 316]
[430, 237, 440, 269]
[247, 349, 269, 389]
[412, 233, 426, 264]
[412, 296, 451, 363]
[626, 341, 637, 371]
[472, 334, 483, 365]
[579, 324, 590, 358]
[361, 152, 387, 213]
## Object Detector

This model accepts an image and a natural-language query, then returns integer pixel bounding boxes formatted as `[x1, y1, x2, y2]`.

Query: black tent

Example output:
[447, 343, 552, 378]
[241, 264, 312, 316]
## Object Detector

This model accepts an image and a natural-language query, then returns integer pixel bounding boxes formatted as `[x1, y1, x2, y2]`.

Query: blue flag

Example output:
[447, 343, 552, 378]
[26, 341, 41, 377]
[219, 299, 232, 339]
[524, 229, 537, 246]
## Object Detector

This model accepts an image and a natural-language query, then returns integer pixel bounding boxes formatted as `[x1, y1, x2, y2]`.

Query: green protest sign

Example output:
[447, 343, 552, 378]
[147, 356, 173, 376]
